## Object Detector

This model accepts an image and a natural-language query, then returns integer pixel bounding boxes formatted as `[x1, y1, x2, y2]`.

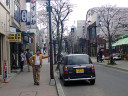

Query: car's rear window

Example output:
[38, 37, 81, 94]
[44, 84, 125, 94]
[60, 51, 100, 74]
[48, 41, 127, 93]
[67, 55, 91, 65]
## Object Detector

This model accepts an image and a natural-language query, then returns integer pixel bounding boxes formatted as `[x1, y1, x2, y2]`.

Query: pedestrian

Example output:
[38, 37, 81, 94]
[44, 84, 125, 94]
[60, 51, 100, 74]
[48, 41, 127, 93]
[20, 50, 25, 72]
[97, 53, 99, 62]
[26, 49, 32, 72]
[43, 46, 46, 55]
[29, 49, 49, 85]
[99, 49, 103, 62]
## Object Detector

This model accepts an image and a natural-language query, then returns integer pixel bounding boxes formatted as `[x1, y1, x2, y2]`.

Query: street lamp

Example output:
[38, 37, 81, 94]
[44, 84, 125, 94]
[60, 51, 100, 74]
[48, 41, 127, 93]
[47, 0, 55, 85]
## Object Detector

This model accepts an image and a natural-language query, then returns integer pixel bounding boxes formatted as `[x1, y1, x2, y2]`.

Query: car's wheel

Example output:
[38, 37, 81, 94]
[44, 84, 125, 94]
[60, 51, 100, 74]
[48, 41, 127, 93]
[90, 79, 95, 85]
[64, 81, 68, 86]
[59, 73, 63, 79]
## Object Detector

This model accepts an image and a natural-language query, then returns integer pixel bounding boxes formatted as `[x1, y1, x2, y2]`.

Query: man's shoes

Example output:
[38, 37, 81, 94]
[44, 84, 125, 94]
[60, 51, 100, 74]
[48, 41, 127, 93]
[36, 82, 40, 85]
[34, 82, 40, 85]
[34, 82, 37, 85]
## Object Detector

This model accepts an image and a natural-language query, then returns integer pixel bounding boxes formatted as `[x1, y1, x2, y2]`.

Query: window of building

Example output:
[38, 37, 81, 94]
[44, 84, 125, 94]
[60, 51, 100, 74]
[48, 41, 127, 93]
[89, 27, 96, 40]
[1, 0, 10, 8]
[14, 1, 20, 23]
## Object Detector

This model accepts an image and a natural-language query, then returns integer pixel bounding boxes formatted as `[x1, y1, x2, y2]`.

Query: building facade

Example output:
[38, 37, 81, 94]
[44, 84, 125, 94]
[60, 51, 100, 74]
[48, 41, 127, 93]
[86, 7, 128, 57]
[0, 0, 10, 78]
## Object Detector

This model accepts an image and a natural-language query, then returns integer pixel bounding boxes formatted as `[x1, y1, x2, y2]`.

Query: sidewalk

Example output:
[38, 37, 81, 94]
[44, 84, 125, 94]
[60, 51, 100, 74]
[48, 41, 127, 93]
[0, 58, 58, 96]
[91, 57, 128, 71]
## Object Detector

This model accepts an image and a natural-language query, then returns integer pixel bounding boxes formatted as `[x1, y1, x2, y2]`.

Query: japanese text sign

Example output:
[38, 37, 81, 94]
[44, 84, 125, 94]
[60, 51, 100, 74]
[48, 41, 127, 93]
[30, 0, 37, 28]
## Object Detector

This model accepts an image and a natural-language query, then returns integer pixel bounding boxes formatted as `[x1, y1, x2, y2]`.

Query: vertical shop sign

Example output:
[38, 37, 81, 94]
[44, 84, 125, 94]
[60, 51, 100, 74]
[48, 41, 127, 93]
[3, 60, 8, 79]
[30, 0, 37, 28]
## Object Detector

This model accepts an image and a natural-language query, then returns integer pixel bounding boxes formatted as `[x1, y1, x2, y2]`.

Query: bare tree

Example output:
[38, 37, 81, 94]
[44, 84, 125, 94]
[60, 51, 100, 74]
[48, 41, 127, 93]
[51, 0, 73, 63]
[37, 0, 73, 66]
[94, 5, 128, 64]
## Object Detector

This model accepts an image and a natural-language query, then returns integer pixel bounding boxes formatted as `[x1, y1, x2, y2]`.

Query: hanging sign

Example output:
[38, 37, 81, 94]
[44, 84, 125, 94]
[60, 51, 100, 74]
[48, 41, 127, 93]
[30, 0, 37, 28]
[8, 33, 21, 42]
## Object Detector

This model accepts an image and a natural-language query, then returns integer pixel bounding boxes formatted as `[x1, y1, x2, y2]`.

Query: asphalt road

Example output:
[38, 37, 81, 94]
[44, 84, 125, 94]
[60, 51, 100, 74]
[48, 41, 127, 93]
[60, 64, 128, 96]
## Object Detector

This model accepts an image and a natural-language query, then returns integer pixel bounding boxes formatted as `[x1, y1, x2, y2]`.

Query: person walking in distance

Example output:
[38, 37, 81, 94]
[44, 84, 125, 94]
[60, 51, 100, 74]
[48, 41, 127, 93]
[26, 49, 32, 72]
[29, 49, 49, 85]
[20, 50, 25, 72]
[99, 49, 103, 62]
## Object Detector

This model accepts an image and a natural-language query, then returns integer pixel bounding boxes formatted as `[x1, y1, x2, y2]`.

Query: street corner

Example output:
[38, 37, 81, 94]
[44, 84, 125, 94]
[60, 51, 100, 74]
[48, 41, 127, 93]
[54, 72, 65, 96]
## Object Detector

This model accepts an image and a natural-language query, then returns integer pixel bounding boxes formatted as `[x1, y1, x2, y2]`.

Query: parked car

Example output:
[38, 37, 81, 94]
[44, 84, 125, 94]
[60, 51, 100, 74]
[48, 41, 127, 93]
[59, 54, 96, 86]
[105, 53, 121, 60]
[113, 53, 121, 60]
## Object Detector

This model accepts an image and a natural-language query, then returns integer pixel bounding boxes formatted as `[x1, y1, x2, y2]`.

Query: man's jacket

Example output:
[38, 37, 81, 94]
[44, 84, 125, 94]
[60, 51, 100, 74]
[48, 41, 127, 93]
[29, 54, 49, 67]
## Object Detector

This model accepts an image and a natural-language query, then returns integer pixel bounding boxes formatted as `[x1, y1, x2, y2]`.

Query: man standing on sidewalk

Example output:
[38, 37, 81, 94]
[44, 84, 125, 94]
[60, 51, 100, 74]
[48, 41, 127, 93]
[29, 49, 49, 85]
[26, 49, 32, 72]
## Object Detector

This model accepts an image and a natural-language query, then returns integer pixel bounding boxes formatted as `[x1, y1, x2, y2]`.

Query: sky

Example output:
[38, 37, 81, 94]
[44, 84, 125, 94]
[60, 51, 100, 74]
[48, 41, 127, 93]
[68, 0, 128, 27]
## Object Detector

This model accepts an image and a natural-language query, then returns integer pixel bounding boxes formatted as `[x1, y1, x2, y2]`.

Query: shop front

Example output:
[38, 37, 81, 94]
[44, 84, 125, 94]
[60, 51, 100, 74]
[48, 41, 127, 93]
[9, 31, 33, 70]
[8, 33, 22, 69]
[113, 34, 128, 60]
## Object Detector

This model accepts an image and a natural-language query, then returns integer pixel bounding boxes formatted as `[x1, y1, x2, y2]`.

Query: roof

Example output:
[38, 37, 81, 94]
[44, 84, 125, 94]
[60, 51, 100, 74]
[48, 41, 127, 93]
[112, 37, 128, 47]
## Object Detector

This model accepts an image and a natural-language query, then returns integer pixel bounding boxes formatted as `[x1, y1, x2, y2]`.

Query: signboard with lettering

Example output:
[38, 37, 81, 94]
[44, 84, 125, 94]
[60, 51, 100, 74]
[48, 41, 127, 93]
[8, 33, 21, 42]
[30, 0, 37, 28]
[21, 10, 27, 22]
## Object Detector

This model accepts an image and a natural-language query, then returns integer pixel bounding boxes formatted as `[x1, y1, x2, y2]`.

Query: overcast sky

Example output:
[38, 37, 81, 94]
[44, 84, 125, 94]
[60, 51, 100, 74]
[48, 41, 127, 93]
[68, 0, 128, 27]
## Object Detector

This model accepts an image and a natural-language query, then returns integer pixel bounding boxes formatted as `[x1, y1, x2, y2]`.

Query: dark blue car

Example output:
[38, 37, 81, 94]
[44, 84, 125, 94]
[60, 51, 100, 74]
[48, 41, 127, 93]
[59, 54, 96, 86]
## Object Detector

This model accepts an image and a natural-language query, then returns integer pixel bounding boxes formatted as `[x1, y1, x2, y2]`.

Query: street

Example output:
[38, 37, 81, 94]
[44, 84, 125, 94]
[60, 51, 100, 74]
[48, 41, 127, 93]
[0, 59, 57, 96]
[60, 64, 128, 96]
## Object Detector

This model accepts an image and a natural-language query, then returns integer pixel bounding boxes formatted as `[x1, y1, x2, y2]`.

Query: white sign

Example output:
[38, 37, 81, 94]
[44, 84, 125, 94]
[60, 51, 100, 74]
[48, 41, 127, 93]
[30, 0, 37, 28]
[10, 27, 16, 33]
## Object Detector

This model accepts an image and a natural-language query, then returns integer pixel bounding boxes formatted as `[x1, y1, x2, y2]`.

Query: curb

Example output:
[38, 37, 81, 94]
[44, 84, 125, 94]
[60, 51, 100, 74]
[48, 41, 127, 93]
[54, 72, 65, 96]
[94, 62, 128, 72]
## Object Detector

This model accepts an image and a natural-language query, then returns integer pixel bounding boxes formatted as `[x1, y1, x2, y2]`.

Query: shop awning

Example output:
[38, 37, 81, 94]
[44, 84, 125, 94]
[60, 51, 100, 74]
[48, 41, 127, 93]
[112, 37, 128, 47]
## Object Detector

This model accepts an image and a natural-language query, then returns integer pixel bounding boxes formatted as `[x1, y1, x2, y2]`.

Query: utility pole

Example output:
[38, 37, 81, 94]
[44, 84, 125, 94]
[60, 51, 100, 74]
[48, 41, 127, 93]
[48, 0, 55, 85]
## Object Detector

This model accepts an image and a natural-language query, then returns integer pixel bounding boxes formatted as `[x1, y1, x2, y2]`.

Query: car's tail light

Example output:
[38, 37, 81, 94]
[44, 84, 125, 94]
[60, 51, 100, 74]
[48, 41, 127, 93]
[92, 65, 95, 72]
[64, 67, 68, 75]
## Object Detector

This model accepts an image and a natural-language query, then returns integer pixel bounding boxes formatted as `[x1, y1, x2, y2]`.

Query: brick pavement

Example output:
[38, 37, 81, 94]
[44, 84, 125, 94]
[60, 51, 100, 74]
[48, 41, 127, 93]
[0, 58, 58, 96]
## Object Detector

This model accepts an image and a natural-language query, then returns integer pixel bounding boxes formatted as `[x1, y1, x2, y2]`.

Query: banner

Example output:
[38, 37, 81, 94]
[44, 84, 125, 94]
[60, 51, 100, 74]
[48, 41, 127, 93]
[30, 0, 37, 28]
[8, 33, 21, 42]
[3, 60, 8, 79]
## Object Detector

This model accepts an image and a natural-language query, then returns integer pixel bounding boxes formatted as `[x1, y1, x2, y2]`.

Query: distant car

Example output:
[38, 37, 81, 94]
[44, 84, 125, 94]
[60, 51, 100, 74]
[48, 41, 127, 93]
[113, 53, 121, 60]
[105, 53, 121, 60]
[59, 54, 96, 86]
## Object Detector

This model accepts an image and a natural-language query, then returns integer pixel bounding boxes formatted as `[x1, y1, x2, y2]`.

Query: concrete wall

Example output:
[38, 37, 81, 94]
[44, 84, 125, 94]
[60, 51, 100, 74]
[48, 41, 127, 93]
[76, 20, 86, 38]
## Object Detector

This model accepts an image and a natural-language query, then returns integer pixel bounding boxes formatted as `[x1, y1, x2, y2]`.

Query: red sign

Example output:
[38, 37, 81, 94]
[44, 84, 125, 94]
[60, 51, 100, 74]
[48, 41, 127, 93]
[31, 0, 36, 4]
[3, 60, 8, 79]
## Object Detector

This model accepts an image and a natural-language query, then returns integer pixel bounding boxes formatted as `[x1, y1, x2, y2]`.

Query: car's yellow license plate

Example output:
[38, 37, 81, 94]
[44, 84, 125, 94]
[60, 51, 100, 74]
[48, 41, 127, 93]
[76, 69, 84, 73]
